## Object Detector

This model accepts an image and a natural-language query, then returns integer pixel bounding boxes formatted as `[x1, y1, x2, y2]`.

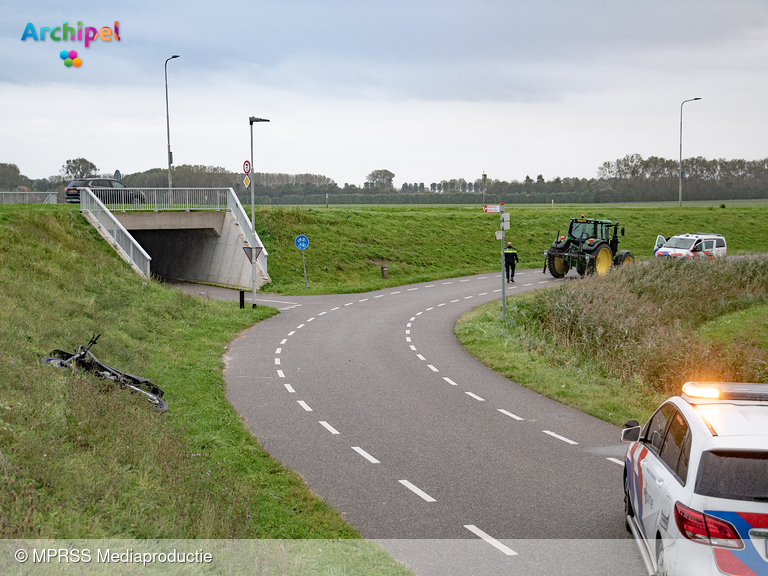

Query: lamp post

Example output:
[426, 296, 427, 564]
[249, 116, 270, 307]
[165, 55, 180, 190]
[678, 97, 701, 207]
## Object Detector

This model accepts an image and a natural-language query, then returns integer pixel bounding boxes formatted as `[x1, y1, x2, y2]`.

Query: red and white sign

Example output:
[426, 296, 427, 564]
[243, 160, 251, 174]
[243, 246, 263, 263]
[484, 204, 501, 213]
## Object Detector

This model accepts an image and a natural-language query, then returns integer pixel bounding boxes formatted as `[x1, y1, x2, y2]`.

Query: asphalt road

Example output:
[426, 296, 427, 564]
[178, 270, 647, 575]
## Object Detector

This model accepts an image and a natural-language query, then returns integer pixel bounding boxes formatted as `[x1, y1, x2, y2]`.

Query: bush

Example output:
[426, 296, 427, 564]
[512, 256, 768, 392]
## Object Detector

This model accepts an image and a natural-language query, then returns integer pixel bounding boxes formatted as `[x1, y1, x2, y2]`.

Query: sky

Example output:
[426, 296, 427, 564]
[3, 0, 768, 187]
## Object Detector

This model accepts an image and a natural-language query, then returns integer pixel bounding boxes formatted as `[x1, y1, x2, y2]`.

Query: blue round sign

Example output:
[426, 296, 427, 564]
[294, 235, 309, 250]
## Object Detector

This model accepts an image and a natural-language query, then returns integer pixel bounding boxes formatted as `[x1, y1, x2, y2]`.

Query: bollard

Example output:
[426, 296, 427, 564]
[381, 266, 388, 278]
[240, 291, 244, 309]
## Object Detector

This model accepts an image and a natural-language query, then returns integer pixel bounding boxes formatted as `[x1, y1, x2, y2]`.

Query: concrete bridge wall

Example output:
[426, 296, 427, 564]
[114, 211, 263, 290]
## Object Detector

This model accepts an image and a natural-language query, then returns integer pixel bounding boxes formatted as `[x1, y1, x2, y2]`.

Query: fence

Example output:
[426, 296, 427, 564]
[83, 187, 268, 280]
[0, 191, 57, 204]
[80, 189, 152, 278]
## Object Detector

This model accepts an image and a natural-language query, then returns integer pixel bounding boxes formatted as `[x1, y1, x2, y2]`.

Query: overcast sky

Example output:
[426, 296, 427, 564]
[3, 0, 768, 186]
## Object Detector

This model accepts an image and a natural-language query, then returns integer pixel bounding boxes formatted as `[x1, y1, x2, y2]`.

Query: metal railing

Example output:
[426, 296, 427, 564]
[0, 191, 57, 204]
[227, 190, 269, 280]
[82, 187, 268, 281]
[88, 187, 229, 213]
[80, 188, 152, 278]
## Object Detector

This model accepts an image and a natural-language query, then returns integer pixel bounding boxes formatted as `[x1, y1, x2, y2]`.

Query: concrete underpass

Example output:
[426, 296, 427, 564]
[113, 211, 264, 290]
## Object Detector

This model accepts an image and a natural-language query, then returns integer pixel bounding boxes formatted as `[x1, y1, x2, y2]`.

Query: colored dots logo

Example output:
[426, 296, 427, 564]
[60, 49, 82, 67]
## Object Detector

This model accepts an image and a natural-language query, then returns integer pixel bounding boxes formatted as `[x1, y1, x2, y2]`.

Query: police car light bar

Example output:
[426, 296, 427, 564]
[682, 382, 768, 402]
[682, 382, 720, 399]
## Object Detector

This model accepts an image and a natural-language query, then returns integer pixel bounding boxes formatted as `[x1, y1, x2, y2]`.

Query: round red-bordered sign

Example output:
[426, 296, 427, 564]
[243, 160, 251, 174]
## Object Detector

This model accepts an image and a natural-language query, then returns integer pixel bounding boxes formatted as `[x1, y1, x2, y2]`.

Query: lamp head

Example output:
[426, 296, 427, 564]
[249, 116, 270, 125]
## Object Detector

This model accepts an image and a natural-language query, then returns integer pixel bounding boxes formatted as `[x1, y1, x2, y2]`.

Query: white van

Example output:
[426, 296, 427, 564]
[654, 233, 727, 259]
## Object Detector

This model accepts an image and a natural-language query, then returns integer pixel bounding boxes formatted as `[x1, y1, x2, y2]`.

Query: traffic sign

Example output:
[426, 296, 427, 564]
[484, 204, 501, 213]
[294, 235, 309, 250]
[243, 246, 263, 264]
[243, 175, 251, 188]
[243, 160, 251, 174]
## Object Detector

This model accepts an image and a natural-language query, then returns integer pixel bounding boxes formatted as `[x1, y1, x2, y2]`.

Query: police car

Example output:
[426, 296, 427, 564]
[654, 233, 727, 260]
[621, 382, 768, 576]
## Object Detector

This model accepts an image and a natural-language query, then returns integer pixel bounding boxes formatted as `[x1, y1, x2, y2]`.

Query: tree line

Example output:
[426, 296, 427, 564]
[3, 153, 768, 204]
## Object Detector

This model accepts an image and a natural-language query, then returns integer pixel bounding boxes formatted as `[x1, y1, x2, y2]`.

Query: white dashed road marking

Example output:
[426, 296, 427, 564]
[319, 421, 340, 434]
[399, 480, 436, 502]
[284, 384, 295, 393]
[352, 447, 380, 463]
[427, 365, 439, 372]
[297, 401, 313, 412]
[607, 457, 625, 466]
[543, 430, 578, 445]
[277, 370, 285, 378]
[498, 409, 523, 421]
[464, 525, 518, 556]
[465, 392, 485, 402]
[443, 377, 458, 386]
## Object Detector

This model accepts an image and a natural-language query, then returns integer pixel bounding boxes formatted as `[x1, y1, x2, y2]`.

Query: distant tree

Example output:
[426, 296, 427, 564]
[366, 169, 395, 189]
[524, 175, 533, 190]
[536, 174, 545, 185]
[61, 158, 98, 180]
[419, 182, 425, 192]
[0, 163, 23, 190]
[430, 182, 437, 192]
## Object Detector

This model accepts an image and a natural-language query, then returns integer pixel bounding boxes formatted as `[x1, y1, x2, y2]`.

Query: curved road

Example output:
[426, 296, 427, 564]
[184, 270, 646, 575]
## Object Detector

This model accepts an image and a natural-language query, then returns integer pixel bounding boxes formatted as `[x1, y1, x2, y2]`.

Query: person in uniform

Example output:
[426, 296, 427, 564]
[504, 242, 519, 282]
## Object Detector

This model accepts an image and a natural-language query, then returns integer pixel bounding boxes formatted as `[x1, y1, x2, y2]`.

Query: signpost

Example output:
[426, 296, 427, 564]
[486, 202, 508, 320]
[295, 235, 309, 290]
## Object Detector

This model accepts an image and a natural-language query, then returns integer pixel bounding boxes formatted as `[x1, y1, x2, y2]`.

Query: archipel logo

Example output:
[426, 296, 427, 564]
[21, 21, 120, 68]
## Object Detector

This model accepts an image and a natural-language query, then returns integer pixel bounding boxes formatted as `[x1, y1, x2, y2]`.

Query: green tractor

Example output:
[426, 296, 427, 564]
[543, 216, 634, 278]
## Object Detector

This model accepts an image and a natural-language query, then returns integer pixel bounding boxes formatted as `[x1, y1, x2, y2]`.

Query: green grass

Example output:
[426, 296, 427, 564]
[456, 257, 768, 426]
[249, 204, 768, 294]
[0, 205, 411, 574]
[5, 200, 768, 570]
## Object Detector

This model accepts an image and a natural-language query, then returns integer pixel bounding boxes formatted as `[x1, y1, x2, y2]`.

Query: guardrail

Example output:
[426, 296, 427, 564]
[227, 191, 269, 280]
[0, 191, 57, 204]
[87, 187, 228, 213]
[83, 187, 268, 280]
[80, 188, 152, 278]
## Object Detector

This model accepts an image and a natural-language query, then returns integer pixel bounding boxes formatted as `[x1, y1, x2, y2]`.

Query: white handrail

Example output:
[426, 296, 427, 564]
[227, 189, 269, 280]
[80, 188, 152, 278]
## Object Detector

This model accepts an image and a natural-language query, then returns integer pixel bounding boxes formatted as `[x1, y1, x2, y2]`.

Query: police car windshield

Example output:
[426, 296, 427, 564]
[664, 237, 696, 250]
[695, 450, 768, 502]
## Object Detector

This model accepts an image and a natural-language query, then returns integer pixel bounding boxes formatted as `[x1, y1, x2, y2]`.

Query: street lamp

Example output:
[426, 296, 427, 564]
[249, 116, 270, 307]
[678, 97, 701, 207]
[165, 55, 180, 190]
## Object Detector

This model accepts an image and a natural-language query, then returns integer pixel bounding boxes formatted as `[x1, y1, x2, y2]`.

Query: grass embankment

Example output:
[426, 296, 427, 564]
[456, 257, 768, 425]
[252, 204, 768, 294]
[0, 205, 411, 574]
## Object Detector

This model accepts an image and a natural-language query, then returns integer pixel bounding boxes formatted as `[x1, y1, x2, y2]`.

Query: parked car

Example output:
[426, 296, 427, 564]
[65, 178, 145, 205]
[654, 233, 726, 260]
[621, 381, 768, 576]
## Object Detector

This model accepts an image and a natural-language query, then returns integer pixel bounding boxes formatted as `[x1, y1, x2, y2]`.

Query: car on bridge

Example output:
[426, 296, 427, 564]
[65, 178, 146, 205]
[621, 381, 768, 576]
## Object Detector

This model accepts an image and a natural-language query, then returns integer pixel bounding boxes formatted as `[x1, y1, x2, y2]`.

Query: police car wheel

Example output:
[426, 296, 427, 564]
[623, 475, 633, 532]
[655, 537, 668, 576]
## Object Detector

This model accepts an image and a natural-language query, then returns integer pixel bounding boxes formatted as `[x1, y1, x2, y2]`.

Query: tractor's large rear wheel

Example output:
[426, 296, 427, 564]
[588, 243, 613, 276]
[615, 250, 634, 266]
[547, 254, 569, 278]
